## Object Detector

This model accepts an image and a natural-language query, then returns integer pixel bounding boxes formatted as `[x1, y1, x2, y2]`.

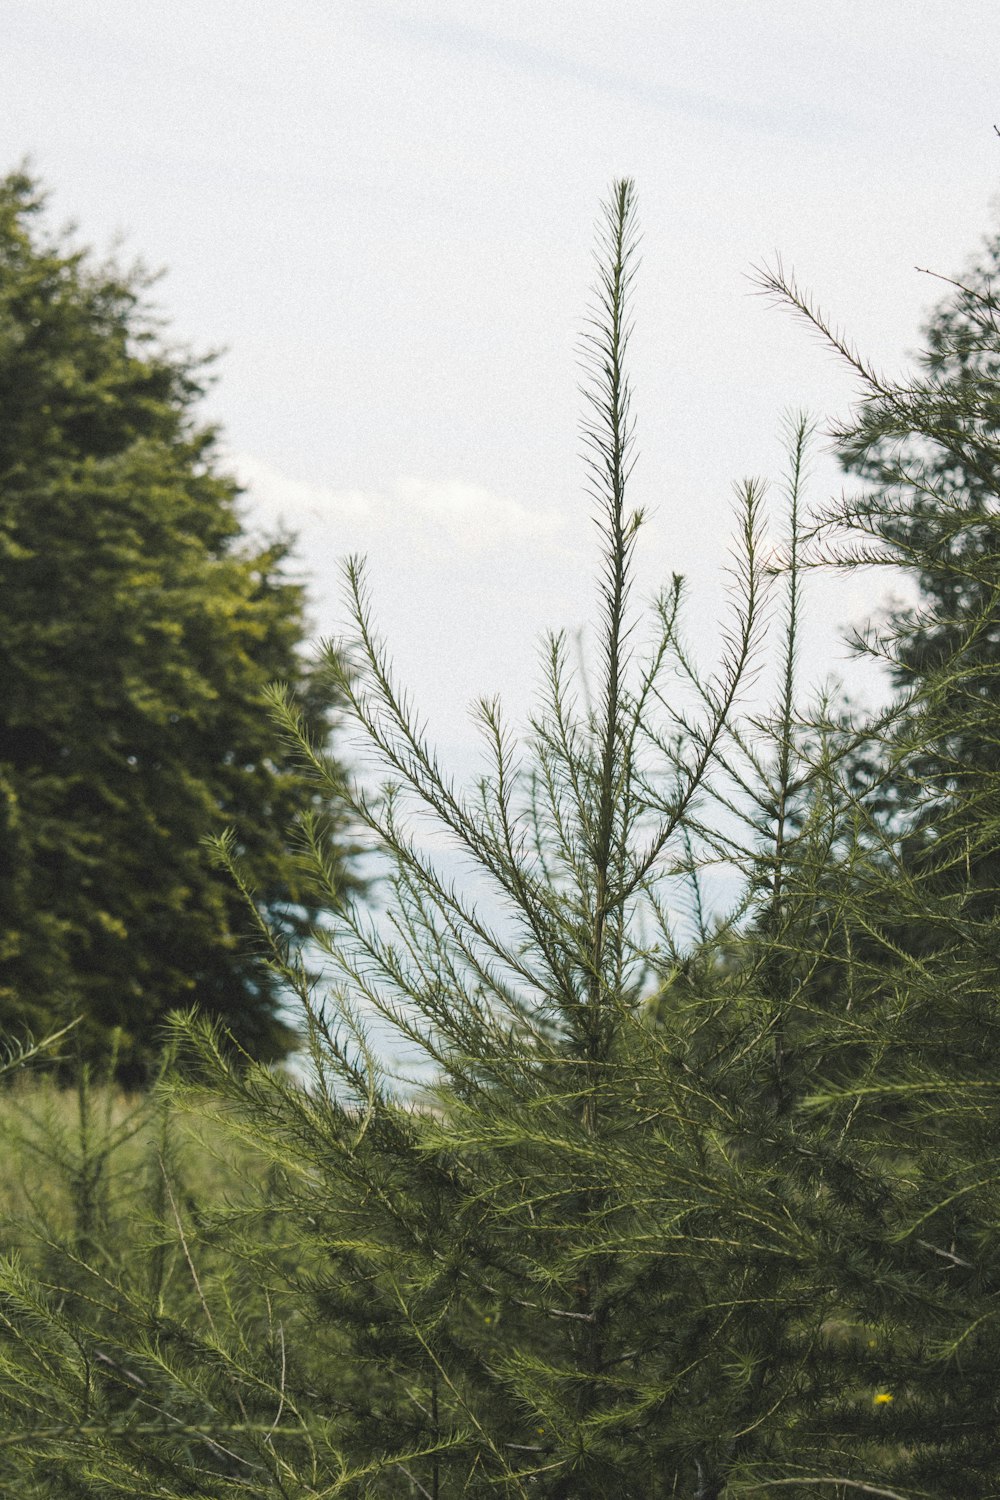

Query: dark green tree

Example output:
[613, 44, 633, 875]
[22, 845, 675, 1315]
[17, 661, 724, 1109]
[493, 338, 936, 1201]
[0, 169, 361, 1082]
[834, 231, 1000, 934]
[749, 246, 1000, 1496]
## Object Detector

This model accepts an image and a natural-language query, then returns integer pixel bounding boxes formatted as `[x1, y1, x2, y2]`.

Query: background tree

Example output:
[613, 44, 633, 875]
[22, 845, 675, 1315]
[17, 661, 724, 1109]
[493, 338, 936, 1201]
[749, 244, 1000, 1496]
[835, 232, 1000, 938]
[0, 168, 361, 1082]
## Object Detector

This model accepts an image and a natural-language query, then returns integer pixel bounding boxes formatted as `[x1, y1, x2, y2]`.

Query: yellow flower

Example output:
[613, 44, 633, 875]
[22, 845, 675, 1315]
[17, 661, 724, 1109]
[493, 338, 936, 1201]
[873, 1392, 894, 1407]
[867, 1338, 877, 1349]
[483, 1315, 493, 1325]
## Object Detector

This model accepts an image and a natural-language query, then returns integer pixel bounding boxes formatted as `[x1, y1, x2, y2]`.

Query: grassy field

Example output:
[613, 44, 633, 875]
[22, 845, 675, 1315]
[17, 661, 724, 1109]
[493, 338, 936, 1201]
[0, 1073, 267, 1275]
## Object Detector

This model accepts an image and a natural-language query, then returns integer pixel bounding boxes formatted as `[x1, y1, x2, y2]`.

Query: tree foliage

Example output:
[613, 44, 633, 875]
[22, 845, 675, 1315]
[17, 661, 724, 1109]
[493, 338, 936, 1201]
[0, 169, 361, 1081]
[0, 180, 998, 1498]
[836, 234, 1000, 935]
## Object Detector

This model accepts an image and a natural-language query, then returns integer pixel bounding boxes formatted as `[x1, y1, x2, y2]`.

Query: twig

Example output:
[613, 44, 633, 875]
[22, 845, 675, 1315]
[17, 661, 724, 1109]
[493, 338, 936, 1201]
[916, 1238, 972, 1269]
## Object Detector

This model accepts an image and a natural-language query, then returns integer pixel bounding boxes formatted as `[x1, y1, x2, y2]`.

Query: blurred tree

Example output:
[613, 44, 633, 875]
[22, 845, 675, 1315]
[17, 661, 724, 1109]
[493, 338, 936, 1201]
[837, 231, 1000, 936]
[0, 168, 361, 1083]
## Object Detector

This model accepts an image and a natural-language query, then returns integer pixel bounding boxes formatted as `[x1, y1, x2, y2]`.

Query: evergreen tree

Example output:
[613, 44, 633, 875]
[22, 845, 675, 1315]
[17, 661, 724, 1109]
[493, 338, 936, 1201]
[0, 177, 801, 1499]
[0, 169, 361, 1081]
[836, 231, 1000, 935]
[751, 249, 1000, 1495]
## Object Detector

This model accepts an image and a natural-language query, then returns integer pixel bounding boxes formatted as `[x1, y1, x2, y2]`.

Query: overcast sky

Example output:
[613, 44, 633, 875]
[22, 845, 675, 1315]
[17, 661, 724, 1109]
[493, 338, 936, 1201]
[5, 1, 1000, 777]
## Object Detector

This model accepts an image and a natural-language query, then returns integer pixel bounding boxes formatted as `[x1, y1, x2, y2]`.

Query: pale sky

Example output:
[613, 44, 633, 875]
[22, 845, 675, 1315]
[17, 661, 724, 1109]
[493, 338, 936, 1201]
[5, 1, 1000, 777]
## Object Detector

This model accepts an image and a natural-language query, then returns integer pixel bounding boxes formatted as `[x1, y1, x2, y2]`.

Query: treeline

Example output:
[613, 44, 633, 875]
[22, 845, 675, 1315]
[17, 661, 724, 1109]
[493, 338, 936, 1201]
[1, 175, 1000, 1496]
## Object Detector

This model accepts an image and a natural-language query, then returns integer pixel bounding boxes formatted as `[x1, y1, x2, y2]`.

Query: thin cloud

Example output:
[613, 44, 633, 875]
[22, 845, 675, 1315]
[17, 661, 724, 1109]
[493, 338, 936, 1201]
[231, 454, 566, 557]
[377, 4, 853, 140]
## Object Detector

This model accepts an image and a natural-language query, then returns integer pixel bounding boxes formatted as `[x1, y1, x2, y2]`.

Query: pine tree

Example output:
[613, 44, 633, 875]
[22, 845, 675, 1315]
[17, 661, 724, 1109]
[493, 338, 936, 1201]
[0, 169, 362, 1080]
[835, 231, 1000, 948]
[750, 249, 1000, 1495]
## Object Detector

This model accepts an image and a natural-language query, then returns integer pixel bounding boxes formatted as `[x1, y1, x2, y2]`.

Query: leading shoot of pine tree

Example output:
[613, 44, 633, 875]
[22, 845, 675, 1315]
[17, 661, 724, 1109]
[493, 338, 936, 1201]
[1, 178, 999, 1499]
